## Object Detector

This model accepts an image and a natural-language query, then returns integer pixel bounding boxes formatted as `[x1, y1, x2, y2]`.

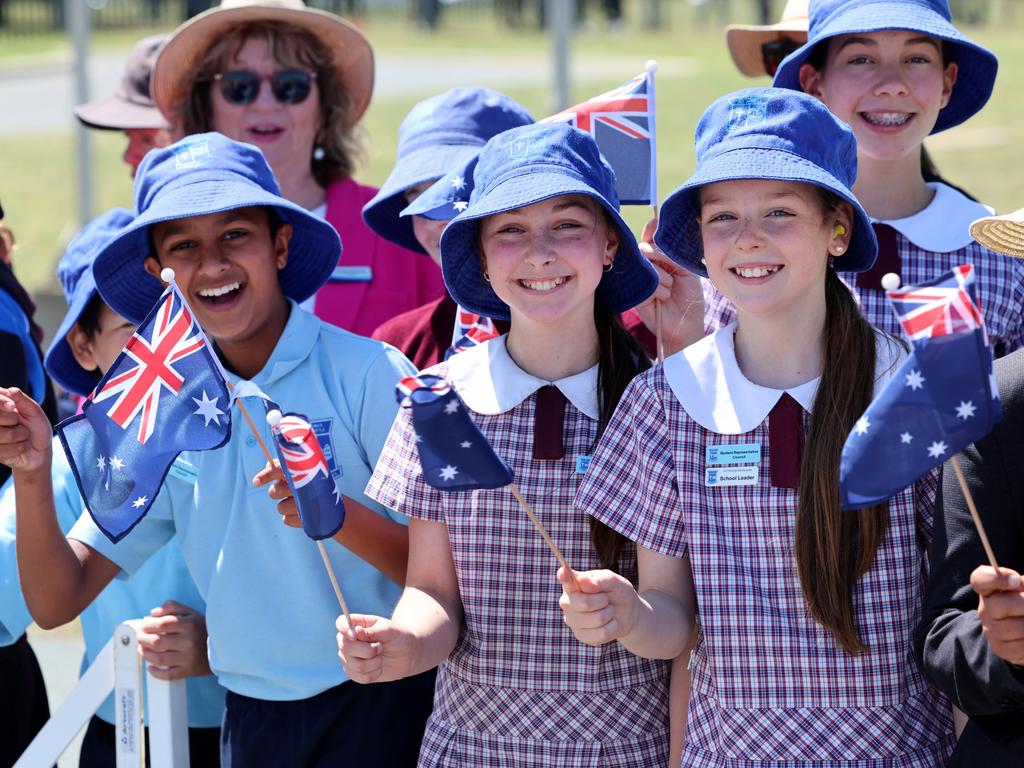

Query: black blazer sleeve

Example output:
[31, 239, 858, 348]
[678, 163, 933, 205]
[914, 349, 1024, 720]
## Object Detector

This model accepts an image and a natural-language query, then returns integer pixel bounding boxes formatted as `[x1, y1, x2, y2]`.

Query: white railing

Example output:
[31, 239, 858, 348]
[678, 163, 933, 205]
[15, 621, 190, 768]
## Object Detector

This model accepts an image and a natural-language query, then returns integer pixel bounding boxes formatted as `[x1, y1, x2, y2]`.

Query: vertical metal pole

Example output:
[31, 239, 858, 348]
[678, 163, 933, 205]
[550, 0, 571, 112]
[148, 674, 191, 768]
[69, 0, 93, 227]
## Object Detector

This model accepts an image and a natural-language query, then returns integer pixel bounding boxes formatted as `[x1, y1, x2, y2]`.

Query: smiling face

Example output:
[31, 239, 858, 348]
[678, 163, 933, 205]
[479, 194, 617, 330]
[144, 207, 292, 354]
[699, 179, 852, 321]
[799, 30, 958, 163]
[209, 36, 323, 183]
[404, 179, 446, 266]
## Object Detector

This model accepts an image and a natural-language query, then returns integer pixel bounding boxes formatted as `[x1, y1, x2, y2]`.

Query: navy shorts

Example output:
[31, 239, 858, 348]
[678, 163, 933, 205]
[221, 669, 437, 767]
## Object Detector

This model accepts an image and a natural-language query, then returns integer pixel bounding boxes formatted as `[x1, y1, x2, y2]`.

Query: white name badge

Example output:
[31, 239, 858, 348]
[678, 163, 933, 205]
[706, 443, 761, 465]
[705, 466, 759, 487]
[167, 457, 198, 485]
[329, 265, 373, 283]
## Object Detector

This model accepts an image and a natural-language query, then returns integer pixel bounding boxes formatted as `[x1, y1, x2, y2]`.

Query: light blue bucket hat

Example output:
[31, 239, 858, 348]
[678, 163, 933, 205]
[772, 0, 997, 133]
[656, 87, 877, 277]
[438, 122, 658, 321]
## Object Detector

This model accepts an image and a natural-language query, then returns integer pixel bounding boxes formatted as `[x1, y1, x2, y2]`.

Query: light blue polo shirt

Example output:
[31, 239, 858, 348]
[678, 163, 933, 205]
[70, 304, 415, 701]
[0, 441, 226, 727]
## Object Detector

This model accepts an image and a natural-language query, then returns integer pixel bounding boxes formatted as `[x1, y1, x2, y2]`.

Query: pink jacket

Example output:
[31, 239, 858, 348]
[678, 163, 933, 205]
[312, 177, 446, 337]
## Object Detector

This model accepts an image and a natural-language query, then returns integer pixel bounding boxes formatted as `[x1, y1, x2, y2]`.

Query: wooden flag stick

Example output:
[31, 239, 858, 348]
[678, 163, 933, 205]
[949, 454, 999, 570]
[507, 483, 580, 590]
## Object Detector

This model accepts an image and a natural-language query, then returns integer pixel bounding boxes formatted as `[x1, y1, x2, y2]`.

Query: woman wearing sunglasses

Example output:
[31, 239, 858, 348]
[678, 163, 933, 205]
[151, 0, 445, 337]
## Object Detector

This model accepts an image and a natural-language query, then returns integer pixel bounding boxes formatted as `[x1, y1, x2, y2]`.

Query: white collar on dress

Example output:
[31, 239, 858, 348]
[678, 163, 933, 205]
[445, 335, 600, 420]
[663, 323, 905, 435]
[875, 182, 993, 253]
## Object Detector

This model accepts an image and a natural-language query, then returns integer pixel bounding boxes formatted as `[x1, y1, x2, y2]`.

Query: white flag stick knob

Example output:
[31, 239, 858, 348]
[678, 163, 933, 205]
[265, 409, 283, 428]
[881, 273, 901, 291]
[645, 59, 659, 73]
[160, 267, 176, 283]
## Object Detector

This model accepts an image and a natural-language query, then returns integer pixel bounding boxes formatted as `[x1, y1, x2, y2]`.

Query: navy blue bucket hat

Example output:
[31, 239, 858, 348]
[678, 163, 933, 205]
[362, 88, 534, 254]
[439, 122, 658, 321]
[93, 132, 341, 325]
[656, 87, 877, 278]
[772, 0, 997, 134]
[45, 208, 135, 397]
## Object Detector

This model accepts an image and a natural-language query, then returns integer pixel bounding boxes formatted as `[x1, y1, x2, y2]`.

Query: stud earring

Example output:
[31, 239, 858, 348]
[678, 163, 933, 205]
[834, 245, 846, 255]
[313, 145, 326, 161]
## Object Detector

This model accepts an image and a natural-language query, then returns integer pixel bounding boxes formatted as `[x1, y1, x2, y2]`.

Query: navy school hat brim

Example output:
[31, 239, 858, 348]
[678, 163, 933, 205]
[655, 146, 877, 278]
[44, 269, 103, 397]
[440, 169, 659, 322]
[93, 179, 341, 325]
[362, 142, 483, 255]
[772, 0, 998, 134]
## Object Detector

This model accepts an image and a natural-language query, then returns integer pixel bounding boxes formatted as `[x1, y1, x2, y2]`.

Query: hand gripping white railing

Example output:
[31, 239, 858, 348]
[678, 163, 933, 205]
[14, 621, 190, 768]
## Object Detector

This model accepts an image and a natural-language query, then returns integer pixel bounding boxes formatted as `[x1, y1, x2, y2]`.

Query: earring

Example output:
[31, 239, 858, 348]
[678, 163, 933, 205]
[603, 261, 614, 273]
[313, 145, 326, 161]
[483, 272, 490, 283]
[700, 257, 706, 266]
[834, 245, 846, 255]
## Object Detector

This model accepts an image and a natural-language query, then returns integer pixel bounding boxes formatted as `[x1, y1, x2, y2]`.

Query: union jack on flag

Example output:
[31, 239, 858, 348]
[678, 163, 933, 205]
[267, 405, 345, 540]
[889, 264, 984, 341]
[92, 287, 208, 444]
[542, 68, 658, 205]
[57, 283, 231, 542]
[446, 306, 500, 360]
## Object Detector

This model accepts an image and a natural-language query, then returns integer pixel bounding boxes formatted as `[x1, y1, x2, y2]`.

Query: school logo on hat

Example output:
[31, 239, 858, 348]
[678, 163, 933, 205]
[509, 129, 551, 161]
[727, 95, 769, 133]
[173, 138, 212, 169]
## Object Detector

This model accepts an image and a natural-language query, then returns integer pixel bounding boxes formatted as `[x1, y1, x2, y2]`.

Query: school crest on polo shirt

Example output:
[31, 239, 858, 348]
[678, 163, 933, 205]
[310, 418, 342, 477]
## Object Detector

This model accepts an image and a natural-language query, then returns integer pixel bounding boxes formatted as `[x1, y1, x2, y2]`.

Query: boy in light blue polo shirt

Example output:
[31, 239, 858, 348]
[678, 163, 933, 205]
[0, 207, 224, 767]
[0, 134, 435, 766]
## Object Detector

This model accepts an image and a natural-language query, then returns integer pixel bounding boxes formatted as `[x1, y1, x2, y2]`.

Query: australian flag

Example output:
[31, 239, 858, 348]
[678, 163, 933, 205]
[542, 69, 657, 205]
[266, 403, 345, 541]
[840, 265, 1001, 510]
[401, 154, 479, 223]
[445, 307, 500, 360]
[57, 285, 231, 542]
[397, 375, 513, 490]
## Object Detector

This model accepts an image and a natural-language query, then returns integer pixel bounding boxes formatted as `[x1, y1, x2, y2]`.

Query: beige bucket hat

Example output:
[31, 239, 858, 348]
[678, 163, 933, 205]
[725, 0, 809, 77]
[153, 0, 374, 128]
[970, 209, 1024, 258]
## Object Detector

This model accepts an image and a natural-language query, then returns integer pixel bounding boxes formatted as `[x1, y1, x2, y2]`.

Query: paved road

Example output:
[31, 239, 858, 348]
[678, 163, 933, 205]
[0, 50, 699, 135]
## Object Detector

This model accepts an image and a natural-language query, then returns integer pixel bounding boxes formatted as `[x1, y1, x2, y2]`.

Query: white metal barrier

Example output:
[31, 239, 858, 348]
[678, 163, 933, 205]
[15, 621, 190, 768]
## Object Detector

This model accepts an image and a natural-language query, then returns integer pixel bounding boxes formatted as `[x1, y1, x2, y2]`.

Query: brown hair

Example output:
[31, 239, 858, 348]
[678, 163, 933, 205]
[179, 20, 366, 187]
[795, 189, 890, 655]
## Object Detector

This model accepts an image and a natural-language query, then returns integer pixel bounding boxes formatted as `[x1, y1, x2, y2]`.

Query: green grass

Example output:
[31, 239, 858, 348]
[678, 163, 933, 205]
[2, 5, 1024, 294]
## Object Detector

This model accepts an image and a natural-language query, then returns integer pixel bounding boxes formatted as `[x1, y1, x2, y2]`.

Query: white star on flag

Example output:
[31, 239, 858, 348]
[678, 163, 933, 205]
[439, 465, 459, 481]
[854, 416, 870, 435]
[444, 400, 460, 415]
[900, 432, 913, 444]
[905, 370, 925, 390]
[955, 400, 976, 420]
[96, 456, 107, 471]
[460, 441, 472, 448]
[131, 496, 148, 509]
[192, 390, 225, 427]
[450, 176, 466, 191]
[927, 441, 948, 459]
[412, 432, 423, 443]
[452, 200, 469, 212]
[109, 456, 125, 471]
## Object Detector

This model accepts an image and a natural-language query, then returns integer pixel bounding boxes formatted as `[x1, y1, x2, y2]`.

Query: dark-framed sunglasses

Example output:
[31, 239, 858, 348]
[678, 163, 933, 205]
[761, 37, 803, 78]
[213, 69, 318, 106]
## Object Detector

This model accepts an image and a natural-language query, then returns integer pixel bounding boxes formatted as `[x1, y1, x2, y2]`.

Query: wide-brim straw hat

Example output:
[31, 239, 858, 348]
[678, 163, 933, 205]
[726, 0, 809, 77]
[970, 209, 1024, 259]
[153, 0, 374, 129]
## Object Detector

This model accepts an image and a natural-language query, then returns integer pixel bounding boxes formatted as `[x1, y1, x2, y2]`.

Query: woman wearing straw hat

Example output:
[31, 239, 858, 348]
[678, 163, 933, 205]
[152, 0, 445, 337]
[914, 209, 1024, 767]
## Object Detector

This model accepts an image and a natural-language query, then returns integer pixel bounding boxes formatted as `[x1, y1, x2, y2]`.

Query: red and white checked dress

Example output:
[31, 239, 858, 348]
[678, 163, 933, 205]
[705, 184, 1024, 358]
[576, 327, 956, 767]
[366, 338, 670, 768]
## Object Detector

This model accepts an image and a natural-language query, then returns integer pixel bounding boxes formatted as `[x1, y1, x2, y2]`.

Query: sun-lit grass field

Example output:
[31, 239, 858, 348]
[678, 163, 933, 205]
[2, 0, 1023, 298]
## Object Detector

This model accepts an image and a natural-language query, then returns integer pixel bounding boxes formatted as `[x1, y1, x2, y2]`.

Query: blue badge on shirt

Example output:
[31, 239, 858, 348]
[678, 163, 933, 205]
[706, 443, 761, 465]
[575, 455, 592, 474]
[310, 418, 341, 477]
[329, 266, 373, 283]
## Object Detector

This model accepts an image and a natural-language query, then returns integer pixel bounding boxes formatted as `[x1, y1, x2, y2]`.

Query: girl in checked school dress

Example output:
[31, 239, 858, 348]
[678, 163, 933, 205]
[337, 121, 696, 766]
[564, 88, 956, 767]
